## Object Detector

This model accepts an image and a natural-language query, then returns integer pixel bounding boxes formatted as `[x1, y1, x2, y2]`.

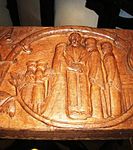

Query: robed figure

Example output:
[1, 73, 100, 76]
[43, 33, 91, 121]
[101, 42, 122, 117]
[63, 33, 91, 120]
[85, 38, 105, 119]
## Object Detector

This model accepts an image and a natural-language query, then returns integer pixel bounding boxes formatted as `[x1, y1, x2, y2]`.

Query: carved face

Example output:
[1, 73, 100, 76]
[85, 38, 97, 51]
[36, 60, 46, 71]
[26, 61, 36, 72]
[69, 33, 81, 47]
[101, 42, 113, 55]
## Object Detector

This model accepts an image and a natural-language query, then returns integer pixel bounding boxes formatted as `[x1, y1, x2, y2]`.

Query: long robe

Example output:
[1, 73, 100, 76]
[103, 53, 122, 117]
[88, 49, 105, 118]
[64, 44, 91, 119]
[43, 42, 91, 121]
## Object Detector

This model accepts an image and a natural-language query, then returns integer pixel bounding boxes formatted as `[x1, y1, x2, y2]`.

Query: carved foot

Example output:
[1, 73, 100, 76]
[68, 107, 88, 120]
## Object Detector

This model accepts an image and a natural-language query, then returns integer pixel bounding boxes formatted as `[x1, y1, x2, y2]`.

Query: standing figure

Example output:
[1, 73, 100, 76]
[25, 61, 36, 83]
[44, 33, 91, 121]
[23, 61, 36, 107]
[85, 38, 105, 119]
[101, 42, 122, 117]
[32, 60, 46, 114]
[64, 33, 91, 120]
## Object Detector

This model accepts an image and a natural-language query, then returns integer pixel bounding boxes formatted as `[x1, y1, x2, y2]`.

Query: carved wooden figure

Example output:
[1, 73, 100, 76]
[101, 42, 122, 117]
[85, 38, 105, 119]
[0, 26, 133, 139]
[64, 33, 90, 120]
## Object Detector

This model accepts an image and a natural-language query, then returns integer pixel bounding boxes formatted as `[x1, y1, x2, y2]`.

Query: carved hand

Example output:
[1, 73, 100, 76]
[90, 77, 95, 84]
[108, 80, 113, 86]
[70, 63, 83, 72]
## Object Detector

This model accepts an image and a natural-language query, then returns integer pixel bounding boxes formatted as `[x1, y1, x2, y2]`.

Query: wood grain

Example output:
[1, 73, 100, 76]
[0, 26, 133, 139]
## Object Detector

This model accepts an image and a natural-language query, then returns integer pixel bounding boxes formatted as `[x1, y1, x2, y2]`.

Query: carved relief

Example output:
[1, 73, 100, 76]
[0, 28, 13, 60]
[0, 91, 16, 117]
[23, 60, 49, 114]
[101, 42, 122, 117]
[85, 38, 105, 119]
[52, 33, 91, 120]
[0, 28, 13, 85]
[0, 61, 11, 85]
[0, 27, 132, 130]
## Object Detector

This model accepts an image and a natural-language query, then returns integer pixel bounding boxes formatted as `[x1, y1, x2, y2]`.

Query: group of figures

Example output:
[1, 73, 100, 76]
[52, 32, 122, 120]
[22, 60, 50, 114]
[22, 32, 122, 120]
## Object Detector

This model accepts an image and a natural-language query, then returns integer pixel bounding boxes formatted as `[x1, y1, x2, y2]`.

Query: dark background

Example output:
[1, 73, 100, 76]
[6, 0, 133, 29]
[0, 139, 132, 150]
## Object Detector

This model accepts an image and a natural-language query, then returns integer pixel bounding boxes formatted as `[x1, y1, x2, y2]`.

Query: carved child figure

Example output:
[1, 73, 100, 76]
[32, 60, 48, 114]
[101, 42, 122, 117]
[25, 61, 36, 82]
[23, 61, 36, 107]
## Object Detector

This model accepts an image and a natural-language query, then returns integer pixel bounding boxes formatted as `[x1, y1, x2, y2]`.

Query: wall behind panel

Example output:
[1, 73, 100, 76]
[55, 0, 98, 27]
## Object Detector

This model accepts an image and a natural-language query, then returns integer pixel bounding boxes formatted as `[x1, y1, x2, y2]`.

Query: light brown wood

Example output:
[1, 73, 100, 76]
[0, 26, 133, 139]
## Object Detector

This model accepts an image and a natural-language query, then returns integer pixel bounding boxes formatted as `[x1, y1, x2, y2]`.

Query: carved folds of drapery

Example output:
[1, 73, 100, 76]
[0, 27, 133, 139]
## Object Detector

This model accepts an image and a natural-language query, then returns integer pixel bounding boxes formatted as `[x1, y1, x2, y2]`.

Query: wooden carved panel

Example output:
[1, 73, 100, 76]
[0, 27, 133, 139]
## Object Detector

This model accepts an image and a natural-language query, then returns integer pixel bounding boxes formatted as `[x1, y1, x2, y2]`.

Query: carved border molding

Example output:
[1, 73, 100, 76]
[0, 27, 133, 134]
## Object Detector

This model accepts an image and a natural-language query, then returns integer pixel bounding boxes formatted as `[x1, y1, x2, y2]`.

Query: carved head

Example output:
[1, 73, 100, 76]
[26, 61, 36, 72]
[69, 33, 82, 47]
[101, 42, 113, 55]
[37, 60, 47, 71]
[84, 38, 97, 51]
